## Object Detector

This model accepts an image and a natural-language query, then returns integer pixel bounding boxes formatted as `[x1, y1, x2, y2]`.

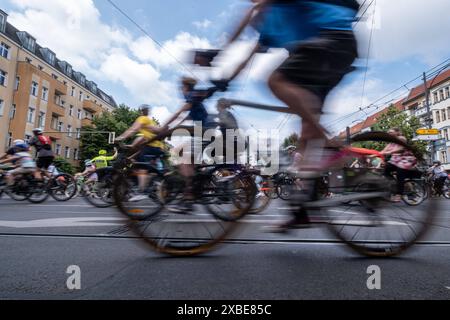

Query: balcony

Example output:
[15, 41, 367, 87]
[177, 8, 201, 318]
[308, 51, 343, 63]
[47, 130, 63, 141]
[83, 100, 103, 115]
[415, 107, 429, 117]
[81, 118, 93, 127]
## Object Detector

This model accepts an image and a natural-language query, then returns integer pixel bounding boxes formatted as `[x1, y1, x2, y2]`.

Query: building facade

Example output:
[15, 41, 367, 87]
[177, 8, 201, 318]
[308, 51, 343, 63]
[340, 69, 450, 169]
[0, 10, 116, 165]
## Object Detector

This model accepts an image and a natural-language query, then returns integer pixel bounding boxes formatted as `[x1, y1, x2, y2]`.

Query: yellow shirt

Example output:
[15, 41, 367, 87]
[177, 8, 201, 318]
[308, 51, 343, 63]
[136, 116, 165, 149]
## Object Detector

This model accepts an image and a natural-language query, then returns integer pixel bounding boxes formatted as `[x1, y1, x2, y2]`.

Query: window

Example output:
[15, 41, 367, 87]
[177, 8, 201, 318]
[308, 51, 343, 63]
[69, 105, 74, 116]
[27, 107, 35, 123]
[0, 42, 10, 59]
[10, 104, 16, 119]
[76, 128, 81, 139]
[65, 146, 70, 159]
[7, 132, 12, 148]
[38, 112, 45, 128]
[51, 116, 58, 130]
[441, 151, 448, 164]
[0, 69, 7, 86]
[42, 87, 49, 101]
[0, 99, 4, 116]
[55, 144, 61, 156]
[71, 86, 75, 97]
[446, 87, 450, 99]
[79, 91, 83, 101]
[0, 13, 6, 33]
[74, 148, 79, 160]
[440, 90, 445, 101]
[57, 121, 64, 132]
[31, 81, 38, 96]
[67, 125, 72, 137]
[436, 111, 441, 123]
[77, 109, 82, 120]
[15, 76, 20, 90]
[442, 110, 447, 122]
[433, 92, 439, 104]
[25, 135, 31, 143]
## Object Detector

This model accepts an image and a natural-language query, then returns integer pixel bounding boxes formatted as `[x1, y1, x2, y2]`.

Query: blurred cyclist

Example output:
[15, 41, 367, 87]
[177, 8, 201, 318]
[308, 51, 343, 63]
[216, 0, 360, 229]
[0, 140, 39, 186]
[75, 160, 98, 185]
[29, 128, 54, 179]
[116, 104, 166, 202]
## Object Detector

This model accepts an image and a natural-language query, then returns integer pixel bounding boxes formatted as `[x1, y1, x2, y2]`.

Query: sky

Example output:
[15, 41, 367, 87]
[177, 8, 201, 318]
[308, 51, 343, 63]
[1, 0, 449, 139]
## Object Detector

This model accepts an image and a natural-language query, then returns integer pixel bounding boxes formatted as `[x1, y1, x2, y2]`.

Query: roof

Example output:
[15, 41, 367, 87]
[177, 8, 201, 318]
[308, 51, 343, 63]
[403, 68, 450, 104]
[2, 20, 117, 108]
[338, 98, 406, 137]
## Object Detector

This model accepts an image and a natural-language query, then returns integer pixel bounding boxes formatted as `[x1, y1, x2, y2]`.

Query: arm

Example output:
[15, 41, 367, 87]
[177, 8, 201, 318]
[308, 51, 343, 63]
[105, 148, 118, 161]
[162, 103, 192, 129]
[0, 155, 19, 165]
[117, 121, 143, 141]
[226, 1, 265, 47]
[229, 43, 261, 82]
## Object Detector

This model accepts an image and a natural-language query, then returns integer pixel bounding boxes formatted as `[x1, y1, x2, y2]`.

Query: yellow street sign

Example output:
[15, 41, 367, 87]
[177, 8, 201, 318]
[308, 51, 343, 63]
[416, 129, 440, 135]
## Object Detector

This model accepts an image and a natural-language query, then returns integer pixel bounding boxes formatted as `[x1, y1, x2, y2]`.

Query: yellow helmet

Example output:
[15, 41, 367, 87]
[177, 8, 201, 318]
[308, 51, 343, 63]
[99, 150, 107, 156]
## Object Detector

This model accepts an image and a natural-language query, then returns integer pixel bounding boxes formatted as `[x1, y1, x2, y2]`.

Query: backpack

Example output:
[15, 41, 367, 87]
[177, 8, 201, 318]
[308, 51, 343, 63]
[38, 135, 52, 150]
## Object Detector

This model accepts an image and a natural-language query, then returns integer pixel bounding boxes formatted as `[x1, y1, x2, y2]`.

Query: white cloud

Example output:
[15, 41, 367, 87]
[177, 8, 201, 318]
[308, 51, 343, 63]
[130, 32, 212, 69]
[99, 51, 179, 107]
[356, 0, 450, 64]
[193, 19, 211, 30]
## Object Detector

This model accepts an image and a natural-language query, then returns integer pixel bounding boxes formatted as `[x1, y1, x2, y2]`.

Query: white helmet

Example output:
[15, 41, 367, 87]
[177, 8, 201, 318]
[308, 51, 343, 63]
[13, 139, 25, 145]
[32, 128, 43, 135]
[285, 145, 296, 152]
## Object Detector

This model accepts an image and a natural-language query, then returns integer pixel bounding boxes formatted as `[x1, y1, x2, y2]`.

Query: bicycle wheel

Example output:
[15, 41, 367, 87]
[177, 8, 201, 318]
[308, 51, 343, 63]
[50, 174, 77, 201]
[113, 170, 239, 256]
[326, 132, 438, 257]
[249, 176, 273, 214]
[205, 172, 256, 221]
[402, 180, 426, 206]
[83, 180, 115, 208]
[27, 180, 50, 204]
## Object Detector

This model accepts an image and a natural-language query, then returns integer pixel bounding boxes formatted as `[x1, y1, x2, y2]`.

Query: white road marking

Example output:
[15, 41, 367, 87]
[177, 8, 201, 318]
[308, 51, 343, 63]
[0, 217, 126, 228]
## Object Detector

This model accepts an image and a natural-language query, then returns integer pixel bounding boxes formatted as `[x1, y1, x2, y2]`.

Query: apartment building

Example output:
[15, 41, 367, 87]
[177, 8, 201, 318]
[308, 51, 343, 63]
[339, 68, 450, 168]
[0, 9, 116, 165]
[402, 69, 450, 166]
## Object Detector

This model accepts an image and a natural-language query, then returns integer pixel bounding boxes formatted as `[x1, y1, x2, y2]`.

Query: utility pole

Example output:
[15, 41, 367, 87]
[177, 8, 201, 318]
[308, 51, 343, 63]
[423, 72, 434, 164]
[346, 126, 351, 145]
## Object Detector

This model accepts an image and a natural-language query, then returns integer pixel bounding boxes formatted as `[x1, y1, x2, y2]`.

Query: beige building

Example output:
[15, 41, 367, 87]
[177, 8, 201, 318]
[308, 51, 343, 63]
[0, 9, 116, 165]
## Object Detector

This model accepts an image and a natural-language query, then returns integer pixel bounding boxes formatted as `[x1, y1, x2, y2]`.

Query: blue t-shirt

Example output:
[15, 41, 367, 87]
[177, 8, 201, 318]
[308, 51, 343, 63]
[184, 90, 210, 125]
[255, 0, 358, 52]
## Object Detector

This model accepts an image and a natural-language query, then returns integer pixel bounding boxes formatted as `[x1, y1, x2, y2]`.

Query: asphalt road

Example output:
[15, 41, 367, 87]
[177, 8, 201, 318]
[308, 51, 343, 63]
[0, 195, 449, 300]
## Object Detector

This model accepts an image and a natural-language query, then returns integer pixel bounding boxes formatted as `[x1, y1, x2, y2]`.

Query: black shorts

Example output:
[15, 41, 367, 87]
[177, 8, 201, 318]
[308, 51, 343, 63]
[137, 146, 165, 163]
[277, 30, 358, 101]
[37, 156, 54, 170]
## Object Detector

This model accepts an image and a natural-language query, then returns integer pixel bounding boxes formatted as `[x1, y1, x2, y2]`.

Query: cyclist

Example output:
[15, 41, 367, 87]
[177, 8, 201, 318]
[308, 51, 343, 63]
[382, 128, 421, 202]
[92, 148, 118, 169]
[212, 0, 360, 230]
[427, 160, 448, 197]
[0, 140, 39, 186]
[29, 128, 54, 179]
[115, 104, 166, 202]
[160, 77, 223, 211]
[0, 139, 25, 164]
[75, 160, 98, 185]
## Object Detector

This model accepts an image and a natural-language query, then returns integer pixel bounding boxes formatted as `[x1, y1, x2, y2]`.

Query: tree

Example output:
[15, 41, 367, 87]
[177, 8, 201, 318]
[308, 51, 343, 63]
[282, 133, 300, 149]
[53, 157, 75, 175]
[80, 104, 140, 162]
[356, 105, 428, 157]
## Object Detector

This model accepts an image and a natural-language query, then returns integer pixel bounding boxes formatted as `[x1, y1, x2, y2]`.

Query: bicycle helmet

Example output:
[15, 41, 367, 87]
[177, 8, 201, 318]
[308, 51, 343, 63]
[84, 160, 93, 167]
[98, 150, 107, 156]
[32, 128, 43, 135]
[285, 145, 296, 152]
[14, 142, 29, 150]
[13, 139, 25, 146]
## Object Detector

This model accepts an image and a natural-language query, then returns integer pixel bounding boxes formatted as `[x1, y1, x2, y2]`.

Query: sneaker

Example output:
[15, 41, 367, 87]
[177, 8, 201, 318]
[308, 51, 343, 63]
[128, 194, 149, 202]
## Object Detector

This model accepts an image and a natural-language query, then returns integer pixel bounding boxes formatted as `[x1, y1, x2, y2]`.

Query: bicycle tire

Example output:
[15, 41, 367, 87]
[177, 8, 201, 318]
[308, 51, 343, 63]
[326, 131, 438, 257]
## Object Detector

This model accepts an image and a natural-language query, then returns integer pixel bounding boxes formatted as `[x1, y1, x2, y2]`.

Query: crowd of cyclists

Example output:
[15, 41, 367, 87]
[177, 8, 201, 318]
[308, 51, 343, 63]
[0, 0, 446, 257]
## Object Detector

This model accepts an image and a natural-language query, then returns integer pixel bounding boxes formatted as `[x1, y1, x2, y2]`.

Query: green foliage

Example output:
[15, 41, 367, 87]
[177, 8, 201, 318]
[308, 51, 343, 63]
[355, 105, 428, 156]
[53, 157, 75, 175]
[282, 133, 300, 149]
[80, 104, 140, 162]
